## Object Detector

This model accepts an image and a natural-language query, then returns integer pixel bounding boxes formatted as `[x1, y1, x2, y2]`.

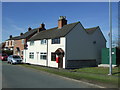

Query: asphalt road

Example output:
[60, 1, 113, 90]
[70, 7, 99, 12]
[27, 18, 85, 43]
[2, 61, 100, 88]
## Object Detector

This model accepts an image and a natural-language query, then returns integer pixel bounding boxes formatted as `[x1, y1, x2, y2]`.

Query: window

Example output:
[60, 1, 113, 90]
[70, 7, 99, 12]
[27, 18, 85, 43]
[22, 39, 24, 44]
[11, 41, 12, 46]
[8, 41, 9, 46]
[51, 52, 56, 61]
[41, 39, 47, 44]
[52, 38, 60, 44]
[30, 41, 34, 46]
[6, 41, 8, 46]
[40, 52, 47, 60]
[29, 52, 34, 59]
[11, 41, 13, 46]
[21, 51, 24, 55]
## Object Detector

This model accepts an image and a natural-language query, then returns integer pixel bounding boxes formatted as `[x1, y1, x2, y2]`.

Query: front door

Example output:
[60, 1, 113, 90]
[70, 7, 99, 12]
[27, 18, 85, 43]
[55, 48, 64, 69]
[58, 55, 63, 68]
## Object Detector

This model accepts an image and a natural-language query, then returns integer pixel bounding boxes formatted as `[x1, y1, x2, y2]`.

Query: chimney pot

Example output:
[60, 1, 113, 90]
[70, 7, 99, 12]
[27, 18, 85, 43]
[20, 33, 23, 36]
[58, 16, 67, 28]
[38, 23, 46, 33]
[9, 35, 12, 39]
[28, 27, 32, 31]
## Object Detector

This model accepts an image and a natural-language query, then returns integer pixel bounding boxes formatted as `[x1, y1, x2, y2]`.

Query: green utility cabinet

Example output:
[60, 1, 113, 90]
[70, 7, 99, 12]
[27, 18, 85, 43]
[102, 48, 120, 65]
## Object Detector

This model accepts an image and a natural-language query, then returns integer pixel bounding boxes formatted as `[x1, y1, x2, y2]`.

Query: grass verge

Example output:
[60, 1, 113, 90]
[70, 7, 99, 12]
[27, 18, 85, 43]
[72, 67, 120, 76]
[20, 64, 119, 88]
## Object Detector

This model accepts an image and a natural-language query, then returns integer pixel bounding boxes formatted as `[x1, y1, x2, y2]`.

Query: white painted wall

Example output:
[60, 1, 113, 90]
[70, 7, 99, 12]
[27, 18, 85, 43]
[23, 23, 106, 68]
[47, 37, 66, 68]
[23, 40, 47, 66]
[23, 37, 66, 68]
[66, 23, 106, 66]
[5, 40, 14, 47]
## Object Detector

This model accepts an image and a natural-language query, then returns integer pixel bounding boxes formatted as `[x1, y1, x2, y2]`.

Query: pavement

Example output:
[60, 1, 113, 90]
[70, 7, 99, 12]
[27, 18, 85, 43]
[2, 61, 103, 88]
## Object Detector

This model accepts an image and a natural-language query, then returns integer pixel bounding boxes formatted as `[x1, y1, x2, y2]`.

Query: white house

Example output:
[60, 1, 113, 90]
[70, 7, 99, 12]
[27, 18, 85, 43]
[23, 16, 106, 69]
[4, 35, 18, 51]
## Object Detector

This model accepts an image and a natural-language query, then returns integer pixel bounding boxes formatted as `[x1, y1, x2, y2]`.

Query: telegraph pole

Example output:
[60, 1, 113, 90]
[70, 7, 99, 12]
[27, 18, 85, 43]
[108, 0, 112, 75]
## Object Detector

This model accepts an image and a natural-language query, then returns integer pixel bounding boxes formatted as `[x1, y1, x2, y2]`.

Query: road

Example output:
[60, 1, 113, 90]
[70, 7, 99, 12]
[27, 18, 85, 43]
[2, 61, 100, 88]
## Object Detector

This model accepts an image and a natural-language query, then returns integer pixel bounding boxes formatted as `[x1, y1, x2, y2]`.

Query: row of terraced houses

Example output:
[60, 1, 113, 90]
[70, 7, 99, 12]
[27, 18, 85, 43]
[3, 16, 106, 69]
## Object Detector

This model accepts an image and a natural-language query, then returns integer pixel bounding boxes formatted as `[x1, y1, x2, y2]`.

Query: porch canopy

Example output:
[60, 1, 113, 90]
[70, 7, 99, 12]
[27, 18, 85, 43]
[55, 48, 64, 56]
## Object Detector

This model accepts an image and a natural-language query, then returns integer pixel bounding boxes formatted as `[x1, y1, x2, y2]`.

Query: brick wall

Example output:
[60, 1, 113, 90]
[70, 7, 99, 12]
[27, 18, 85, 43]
[14, 39, 26, 58]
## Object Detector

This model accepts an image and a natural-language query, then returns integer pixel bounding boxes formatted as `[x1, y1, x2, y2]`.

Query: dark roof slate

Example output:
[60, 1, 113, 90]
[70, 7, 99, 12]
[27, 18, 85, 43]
[16, 28, 38, 39]
[7, 36, 20, 40]
[29, 22, 80, 41]
[7, 22, 99, 41]
[85, 26, 99, 34]
[7, 28, 38, 40]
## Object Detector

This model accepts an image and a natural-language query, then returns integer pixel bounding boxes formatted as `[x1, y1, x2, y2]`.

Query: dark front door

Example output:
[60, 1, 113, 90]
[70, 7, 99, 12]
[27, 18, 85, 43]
[58, 55, 63, 68]
[55, 48, 64, 69]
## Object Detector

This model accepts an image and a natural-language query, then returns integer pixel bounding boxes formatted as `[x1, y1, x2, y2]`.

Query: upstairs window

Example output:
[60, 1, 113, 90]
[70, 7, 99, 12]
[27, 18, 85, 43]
[22, 39, 24, 44]
[30, 41, 34, 46]
[40, 52, 47, 60]
[8, 41, 9, 46]
[10, 41, 12, 46]
[29, 52, 34, 59]
[12, 41, 14, 46]
[52, 38, 60, 44]
[41, 39, 47, 45]
[6, 41, 8, 46]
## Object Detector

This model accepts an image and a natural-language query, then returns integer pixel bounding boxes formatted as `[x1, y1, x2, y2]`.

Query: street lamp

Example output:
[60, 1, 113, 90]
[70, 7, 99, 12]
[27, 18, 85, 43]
[108, 0, 112, 75]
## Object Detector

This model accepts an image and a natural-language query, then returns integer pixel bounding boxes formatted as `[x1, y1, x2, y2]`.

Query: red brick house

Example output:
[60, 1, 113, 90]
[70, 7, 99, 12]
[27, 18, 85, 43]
[13, 24, 46, 58]
[4, 35, 19, 51]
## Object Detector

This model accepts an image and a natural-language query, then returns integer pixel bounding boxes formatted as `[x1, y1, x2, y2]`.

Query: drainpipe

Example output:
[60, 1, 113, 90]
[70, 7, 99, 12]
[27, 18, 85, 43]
[46, 39, 48, 66]
[25, 49, 26, 63]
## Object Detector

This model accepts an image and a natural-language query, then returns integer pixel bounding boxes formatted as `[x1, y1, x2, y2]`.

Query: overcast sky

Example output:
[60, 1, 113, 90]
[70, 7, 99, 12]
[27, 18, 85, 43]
[2, 2, 118, 47]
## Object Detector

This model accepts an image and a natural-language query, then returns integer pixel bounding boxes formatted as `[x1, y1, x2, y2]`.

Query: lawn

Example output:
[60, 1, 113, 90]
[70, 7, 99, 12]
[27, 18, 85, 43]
[20, 64, 119, 88]
[71, 67, 120, 76]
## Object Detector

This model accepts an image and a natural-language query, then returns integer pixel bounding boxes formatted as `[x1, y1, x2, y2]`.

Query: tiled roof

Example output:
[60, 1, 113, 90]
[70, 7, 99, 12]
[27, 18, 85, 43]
[7, 36, 20, 40]
[29, 22, 80, 41]
[85, 26, 99, 34]
[6, 22, 99, 41]
[7, 28, 38, 40]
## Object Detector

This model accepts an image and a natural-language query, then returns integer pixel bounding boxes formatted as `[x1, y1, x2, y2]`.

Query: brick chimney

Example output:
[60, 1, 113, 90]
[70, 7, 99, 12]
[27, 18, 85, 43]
[9, 35, 12, 39]
[58, 16, 67, 28]
[38, 23, 46, 33]
[20, 33, 23, 36]
[28, 27, 32, 31]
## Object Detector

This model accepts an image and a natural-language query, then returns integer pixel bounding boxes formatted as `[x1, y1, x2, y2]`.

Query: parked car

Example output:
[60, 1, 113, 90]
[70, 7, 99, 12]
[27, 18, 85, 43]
[0, 53, 8, 61]
[7, 55, 22, 64]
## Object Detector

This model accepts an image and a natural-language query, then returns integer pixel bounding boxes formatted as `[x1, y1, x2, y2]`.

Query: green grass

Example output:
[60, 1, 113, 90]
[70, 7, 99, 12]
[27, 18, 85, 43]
[72, 67, 120, 76]
[21, 64, 119, 87]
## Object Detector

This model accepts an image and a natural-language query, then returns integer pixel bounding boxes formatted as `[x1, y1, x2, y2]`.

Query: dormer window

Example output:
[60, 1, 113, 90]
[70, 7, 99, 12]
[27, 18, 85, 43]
[52, 38, 60, 44]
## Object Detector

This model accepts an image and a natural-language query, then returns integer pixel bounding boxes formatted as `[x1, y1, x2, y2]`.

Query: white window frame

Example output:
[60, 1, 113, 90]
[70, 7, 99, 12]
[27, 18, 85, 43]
[11, 40, 14, 46]
[51, 37, 60, 44]
[6, 41, 8, 46]
[22, 39, 24, 44]
[41, 39, 47, 45]
[29, 52, 34, 59]
[40, 52, 47, 60]
[30, 41, 34, 46]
